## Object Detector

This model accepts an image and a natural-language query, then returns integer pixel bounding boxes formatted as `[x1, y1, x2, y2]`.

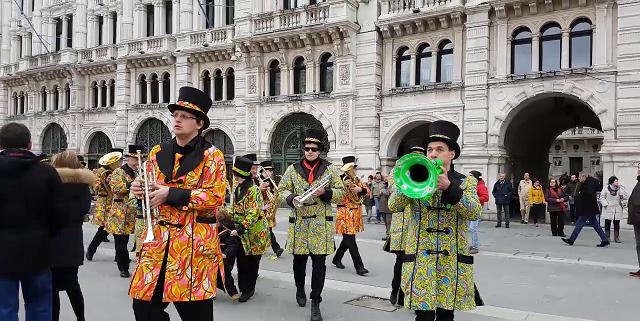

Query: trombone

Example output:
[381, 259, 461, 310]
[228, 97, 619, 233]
[137, 150, 156, 243]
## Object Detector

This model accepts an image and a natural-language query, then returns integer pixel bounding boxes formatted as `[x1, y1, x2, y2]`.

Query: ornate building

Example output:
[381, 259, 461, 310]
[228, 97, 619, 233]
[1, 0, 639, 192]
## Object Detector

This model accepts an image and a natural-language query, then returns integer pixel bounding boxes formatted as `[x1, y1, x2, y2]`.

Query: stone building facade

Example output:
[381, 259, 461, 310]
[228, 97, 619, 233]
[1, 0, 639, 195]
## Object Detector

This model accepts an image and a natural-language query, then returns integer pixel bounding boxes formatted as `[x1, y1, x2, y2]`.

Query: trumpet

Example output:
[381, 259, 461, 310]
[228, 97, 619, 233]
[137, 150, 156, 244]
[293, 174, 332, 208]
[256, 166, 275, 202]
[343, 169, 364, 203]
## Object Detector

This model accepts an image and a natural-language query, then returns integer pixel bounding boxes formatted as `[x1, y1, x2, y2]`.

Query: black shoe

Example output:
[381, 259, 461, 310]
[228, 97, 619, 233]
[495, 223, 501, 228]
[276, 248, 284, 258]
[505, 223, 510, 228]
[521, 220, 525, 224]
[296, 290, 307, 307]
[332, 260, 345, 269]
[356, 268, 369, 276]
[397, 291, 404, 306]
[310, 301, 323, 321]
[596, 241, 610, 247]
[238, 290, 254, 303]
[86, 251, 94, 261]
[559, 233, 566, 237]
[389, 289, 398, 305]
[561, 238, 574, 246]
[119, 270, 130, 278]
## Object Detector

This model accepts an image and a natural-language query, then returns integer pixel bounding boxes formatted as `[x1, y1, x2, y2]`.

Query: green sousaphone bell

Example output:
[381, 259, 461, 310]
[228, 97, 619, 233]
[393, 153, 443, 200]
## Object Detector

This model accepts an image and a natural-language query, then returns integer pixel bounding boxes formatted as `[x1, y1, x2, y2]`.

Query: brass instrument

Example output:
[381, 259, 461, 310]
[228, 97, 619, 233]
[342, 168, 364, 203]
[137, 150, 157, 244]
[393, 153, 443, 200]
[257, 166, 275, 202]
[293, 174, 332, 208]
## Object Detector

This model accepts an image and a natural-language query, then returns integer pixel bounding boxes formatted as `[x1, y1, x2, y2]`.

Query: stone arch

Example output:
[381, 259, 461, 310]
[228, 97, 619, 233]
[40, 122, 68, 155]
[205, 122, 237, 150]
[81, 128, 115, 154]
[380, 113, 456, 159]
[260, 106, 337, 153]
[85, 131, 113, 169]
[131, 116, 173, 152]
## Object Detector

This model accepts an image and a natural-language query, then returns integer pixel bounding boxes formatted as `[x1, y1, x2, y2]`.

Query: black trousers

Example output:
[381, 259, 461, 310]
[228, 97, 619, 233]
[114, 234, 131, 272]
[87, 226, 109, 255]
[391, 252, 403, 294]
[52, 266, 85, 321]
[293, 254, 327, 302]
[236, 253, 261, 294]
[333, 234, 365, 270]
[530, 204, 545, 224]
[549, 211, 565, 236]
[415, 309, 454, 321]
[217, 255, 238, 296]
[270, 228, 282, 253]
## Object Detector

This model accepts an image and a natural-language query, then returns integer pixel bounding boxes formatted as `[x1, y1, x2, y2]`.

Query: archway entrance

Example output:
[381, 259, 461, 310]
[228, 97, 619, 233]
[270, 113, 328, 178]
[503, 93, 603, 184]
[136, 118, 171, 152]
[87, 132, 112, 169]
[203, 129, 234, 183]
[41, 123, 68, 155]
[396, 122, 430, 157]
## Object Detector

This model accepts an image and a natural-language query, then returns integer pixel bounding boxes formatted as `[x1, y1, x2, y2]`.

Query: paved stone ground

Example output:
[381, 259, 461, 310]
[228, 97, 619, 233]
[32, 210, 639, 321]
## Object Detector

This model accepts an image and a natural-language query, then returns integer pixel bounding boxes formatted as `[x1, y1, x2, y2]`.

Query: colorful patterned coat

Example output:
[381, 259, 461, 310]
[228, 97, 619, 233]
[387, 166, 409, 252]
[277, 159, 345, 255]
[335, 176, 368, 235]
[91, 167, 112, 227]
[105, 165, 137, 235]
[233, 183, 270, 255]
[129, 137, 227, 302]
[388, 170, 481, 311]
[263, 181, 279, 228]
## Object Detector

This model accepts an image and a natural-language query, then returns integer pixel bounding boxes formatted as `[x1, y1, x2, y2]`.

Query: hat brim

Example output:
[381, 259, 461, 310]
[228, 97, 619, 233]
[167, 104, 210, 129]
[341, 163, 357, 172]
[232, 168, 251, 179]
[425, 137, 461, 160]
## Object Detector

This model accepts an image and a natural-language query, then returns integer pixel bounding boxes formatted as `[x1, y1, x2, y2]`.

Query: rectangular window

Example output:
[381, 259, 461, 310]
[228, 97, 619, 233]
[66, 15, 73, 48]
[55, 18, 62, 51]
[111, 12, 117, 44]
[97, 15, 104, 45]
[146, 4, 154, 37]
[165, 1, 172, 34]
[226, 0, 234, 25]
[205, 0, 214, 28]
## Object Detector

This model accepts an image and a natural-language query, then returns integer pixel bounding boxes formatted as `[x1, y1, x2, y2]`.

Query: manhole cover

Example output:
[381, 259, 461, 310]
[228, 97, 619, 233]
[344, 295, 398, 312]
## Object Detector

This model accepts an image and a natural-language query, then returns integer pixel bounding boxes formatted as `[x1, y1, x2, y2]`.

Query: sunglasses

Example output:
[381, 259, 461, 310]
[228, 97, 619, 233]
[303, 147, 320, 152]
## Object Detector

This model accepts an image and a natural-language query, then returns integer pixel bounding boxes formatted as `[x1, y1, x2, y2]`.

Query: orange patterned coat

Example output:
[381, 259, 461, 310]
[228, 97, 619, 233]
[335, 176, 368, 235]
[129, 137, 227, 302]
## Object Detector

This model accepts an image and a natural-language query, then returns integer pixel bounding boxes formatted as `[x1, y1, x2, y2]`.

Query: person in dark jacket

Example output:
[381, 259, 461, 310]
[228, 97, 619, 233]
[545, 179, 567, 237]
[492, 173, 513, 228]
[50, 150, 96, 321]
[215, 208, 241, 300]
[0, 122, 65, 321]
[628, 166, 640, 278]
[562, 173, 610, 247]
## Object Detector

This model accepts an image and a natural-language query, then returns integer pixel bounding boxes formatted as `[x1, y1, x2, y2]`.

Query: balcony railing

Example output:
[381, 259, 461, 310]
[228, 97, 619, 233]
[253, 3, 330, 34]
[379, 0, 462, 19]
[177, 25, 234, 50]
[78, 45, 118, 63]
[557, 127, 603, 138]
[124, 35, 176, 56]
[17, 51, 65, 71]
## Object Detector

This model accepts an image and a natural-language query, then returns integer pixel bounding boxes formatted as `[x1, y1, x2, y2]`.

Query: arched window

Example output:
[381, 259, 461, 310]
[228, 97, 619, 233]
[150, 73, 159, 103]
[540, 22, 562, 71]
[12, 92, 18, 115]
[511, 27, 532, 75]
[226, 68, 235, 100]
[19, 91, 25, 114]
[109, 79, 115, 107]
[395, 47, 410, 87]
[136, 118, 171, 152]
[64, 83, 71, 110]
[319, 53, 334, 93]
[41, 87, 47, 111]
[41, 123, 68, 155]
[87, 131, 112, 169]
[214, 69, 223, 101]
[269, 60, 281, 96]
[293, 57, 306, 94]
[162, 73, 170, 103]
[570, 19, 592, 68]
[202, 70, 212, 98]
[437, 40, 454, 82]
[92, 81, 99, 108]
[139, 75, 147, 104]
[415, 43, 432, 85]
[53, 85, 60, 110]
[100, 81, 107, 107]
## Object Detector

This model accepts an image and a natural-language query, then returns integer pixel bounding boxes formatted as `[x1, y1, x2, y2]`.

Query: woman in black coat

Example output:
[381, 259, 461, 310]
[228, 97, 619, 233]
[51, 151, 96, 321]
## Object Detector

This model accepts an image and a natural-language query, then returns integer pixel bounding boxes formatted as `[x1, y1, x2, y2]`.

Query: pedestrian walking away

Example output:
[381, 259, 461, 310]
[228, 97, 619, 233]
[562, 172, 610, 247]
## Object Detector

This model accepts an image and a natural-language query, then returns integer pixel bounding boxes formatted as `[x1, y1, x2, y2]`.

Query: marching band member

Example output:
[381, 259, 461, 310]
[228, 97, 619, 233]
[277, 129, 345, 321]
[105, 145, 143, 278]
[332, 156, 369, 276]
[242, 153, 260, 185]
[388, 121, 481, 321]
[129, 87, 226, 321]
[230, 156, 270, 302]
[86, 149, 123, 261]
[260, 160, 284, 257]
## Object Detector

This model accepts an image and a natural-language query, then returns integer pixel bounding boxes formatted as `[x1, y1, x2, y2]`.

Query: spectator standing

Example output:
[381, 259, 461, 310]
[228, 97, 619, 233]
[565, 175, 578, 223]
[364, 175, 375, 223]
[528, 180, 546, 227]
[371, 172, 386, 224]
[627, 166, 640, 277]
[50, 151, 96, 321]
[469, 171, 489, 254]
[0, 122, 65, 321]
[379, 181, 392, 240]
[518, 173, 533, 224]
[562, 173, 610, 247]
[492, 173, 513, 228]
[599, 176, 629, 243]
[546, 179, 567, 237]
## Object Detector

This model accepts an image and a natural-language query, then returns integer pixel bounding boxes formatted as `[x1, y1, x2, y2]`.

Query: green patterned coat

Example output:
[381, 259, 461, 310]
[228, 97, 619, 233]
[233, 183, 270, 255]
[389, 170, 481, 311]
[277, 159, 345, 255]
[386, 168, 410, 253]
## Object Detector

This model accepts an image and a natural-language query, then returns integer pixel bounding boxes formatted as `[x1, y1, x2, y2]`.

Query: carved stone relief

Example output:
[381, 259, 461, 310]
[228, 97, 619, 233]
[247, 105, 257, 150]
[339, 100, 350, 145]
[339, 65, 350, 86]
[247, 75, 257, 95]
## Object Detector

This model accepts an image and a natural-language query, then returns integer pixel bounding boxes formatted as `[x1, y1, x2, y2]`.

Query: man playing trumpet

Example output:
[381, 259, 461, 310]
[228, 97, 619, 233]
[332, 156, 370, 276]
[277, 129, 344, 321]
[129, 87, 227, 321]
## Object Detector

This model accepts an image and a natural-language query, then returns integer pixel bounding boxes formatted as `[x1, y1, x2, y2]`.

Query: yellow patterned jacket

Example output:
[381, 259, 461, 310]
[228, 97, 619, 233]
[277, 159, 345, 255]
[105, 164, 137, 235]
[389, 170, 481, 311]
[233, 182, 269, 255]
[129, 136, 226, 302]
[91, 166, 112, 227]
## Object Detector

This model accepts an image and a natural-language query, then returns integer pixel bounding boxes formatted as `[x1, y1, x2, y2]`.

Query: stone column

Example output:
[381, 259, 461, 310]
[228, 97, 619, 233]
[106, 82, 112, 106]
[155, 2, 165, 35]
[430, 48, 438, 82]
[222, 76, 227, 100]
[180, 0, 194, 33]
[121, 0, 134, 41]
[594, 3, 611, 67]
[288, 67, 293, 94]
[531, 33, 540, 72]
[114, 62, 131, 149]
[87, 16, 95, 47]
[74, 2, 87, 49]
[158, 80, 164, 103]
[409, 52, 416, 85]
[496, 19, 509, 77]
[21, 34, 28, 58]
[11, 35, 19, 62]
[192, 1, 200, 30]
[172, 0, 180, 34]
[453, 26, 463, 82]
[105, 13, 113, 45]
[146, 79, 152, 104]
[175, 54, 193, 88]
[214, 0, 224, 27]
[264, 69, 270, 96]
[61, 16, 69, 49]
[97, 85, 103, 108]
[561, 29, 570, 69]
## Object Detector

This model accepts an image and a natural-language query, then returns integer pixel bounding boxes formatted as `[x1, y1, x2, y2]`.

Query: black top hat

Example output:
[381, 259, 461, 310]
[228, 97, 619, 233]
[77, 155, 87, 166]
[409, 146, 426, 154]
[242, 153, 260, 165]
[260, 160, 273, 169]
[341, 156, 356, 166]
[167, 86, 212, 129]
[304, 129, 326, 151]
[110, 148, 124, 154]
[425, 120, 461, 160]
[469, 170, 482, 180]
[233, 156, 253, 178]
[126, 144, 146, 157]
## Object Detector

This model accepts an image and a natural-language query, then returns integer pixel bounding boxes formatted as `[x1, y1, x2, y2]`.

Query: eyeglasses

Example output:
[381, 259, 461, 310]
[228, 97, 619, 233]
[171, 113, 197, 120]
[303, 147, 320, 152]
